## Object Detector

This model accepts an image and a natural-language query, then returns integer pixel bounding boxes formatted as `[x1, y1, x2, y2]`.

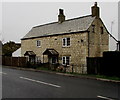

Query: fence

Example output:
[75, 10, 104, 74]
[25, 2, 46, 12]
[87, 57, 103, 75]
[87, 51, 120, 77]
[2, 56, 27, 67]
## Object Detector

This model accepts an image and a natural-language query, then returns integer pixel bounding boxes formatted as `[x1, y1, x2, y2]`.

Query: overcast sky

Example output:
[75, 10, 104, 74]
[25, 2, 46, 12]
[1, 1, 119, 50]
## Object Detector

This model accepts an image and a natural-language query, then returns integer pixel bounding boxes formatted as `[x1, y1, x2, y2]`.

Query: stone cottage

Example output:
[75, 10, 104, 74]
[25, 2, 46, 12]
[21, 2, 109, 73]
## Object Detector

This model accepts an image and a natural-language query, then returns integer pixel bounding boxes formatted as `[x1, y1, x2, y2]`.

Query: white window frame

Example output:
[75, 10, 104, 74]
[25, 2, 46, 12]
[62, 56, 70, 66]
[62, 37, 70, 47]
[36, 40, 41, 47]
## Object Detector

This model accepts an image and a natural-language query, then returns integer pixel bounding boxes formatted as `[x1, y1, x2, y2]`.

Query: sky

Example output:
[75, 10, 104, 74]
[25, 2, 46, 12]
[1, 0, 119, 50]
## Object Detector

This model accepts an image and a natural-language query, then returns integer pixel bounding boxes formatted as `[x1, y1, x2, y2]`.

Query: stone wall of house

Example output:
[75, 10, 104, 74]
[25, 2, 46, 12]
[21, 32, 88, 73]
[88, 18, 109, 57]
[21, 18, 109, 74]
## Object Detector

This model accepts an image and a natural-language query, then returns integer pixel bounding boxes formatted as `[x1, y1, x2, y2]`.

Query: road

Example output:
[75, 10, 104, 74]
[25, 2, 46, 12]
[2, 67, 120, 99]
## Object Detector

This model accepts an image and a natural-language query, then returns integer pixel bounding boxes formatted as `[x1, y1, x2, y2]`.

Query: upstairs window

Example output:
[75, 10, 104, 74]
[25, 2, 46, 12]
[62, 38, 70, 47]
[100, 27, 104, 34]
[62, 56, 70, 65]
[36, 40, 41, 47]
[92, 25, 95, 33]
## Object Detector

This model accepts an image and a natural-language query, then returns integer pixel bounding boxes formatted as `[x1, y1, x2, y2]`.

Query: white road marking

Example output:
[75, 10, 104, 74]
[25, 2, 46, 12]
[20, 77, 61, 88]
[97, 95, 115, 100]
[0, 72, 7, 75]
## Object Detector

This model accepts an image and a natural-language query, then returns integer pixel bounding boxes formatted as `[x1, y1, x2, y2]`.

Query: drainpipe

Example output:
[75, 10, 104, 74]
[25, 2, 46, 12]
[43, 55, 44, 64]
[117, 41, 120, 51]
[88, 31, 90, 57]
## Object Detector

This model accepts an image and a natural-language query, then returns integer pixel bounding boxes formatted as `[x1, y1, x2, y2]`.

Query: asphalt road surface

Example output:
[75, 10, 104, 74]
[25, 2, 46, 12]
[2, 67, 120, 99]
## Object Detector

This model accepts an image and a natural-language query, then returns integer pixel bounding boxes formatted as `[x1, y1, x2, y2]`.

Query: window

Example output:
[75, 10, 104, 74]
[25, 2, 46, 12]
[92, 25, 95, 33]
[100, 27, 104, 34]
[36, 40, 41, 47]
[66, 56, 70, 65]
[67, 38, 70, 46]
[63, 38, 66, 46]
[62, 38, 70, 47]
[62, 56, 70, 65]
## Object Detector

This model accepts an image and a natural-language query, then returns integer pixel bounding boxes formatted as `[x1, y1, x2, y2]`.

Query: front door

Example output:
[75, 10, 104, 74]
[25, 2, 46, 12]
[29, 56, 36, 64]
[52, 56, 57, 64]
[48, 56, 58, 64]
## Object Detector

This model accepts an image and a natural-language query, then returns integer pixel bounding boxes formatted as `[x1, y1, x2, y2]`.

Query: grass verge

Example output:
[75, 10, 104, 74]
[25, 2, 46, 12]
[36, 66, 120, 81]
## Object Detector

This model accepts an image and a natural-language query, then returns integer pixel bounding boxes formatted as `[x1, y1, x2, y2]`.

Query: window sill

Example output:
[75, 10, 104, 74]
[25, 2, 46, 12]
[37, 46, 41, 48]
[62, 46, 71, 48]
[62, 64, 70, 67]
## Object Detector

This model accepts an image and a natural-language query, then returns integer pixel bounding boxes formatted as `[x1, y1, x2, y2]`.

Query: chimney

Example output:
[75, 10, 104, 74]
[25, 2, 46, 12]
[91, 2, 100, 18]
[58, 9, 65, 23]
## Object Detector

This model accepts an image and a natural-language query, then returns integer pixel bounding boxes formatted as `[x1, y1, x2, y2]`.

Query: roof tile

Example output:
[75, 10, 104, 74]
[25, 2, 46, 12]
[22, 15, 95, 40]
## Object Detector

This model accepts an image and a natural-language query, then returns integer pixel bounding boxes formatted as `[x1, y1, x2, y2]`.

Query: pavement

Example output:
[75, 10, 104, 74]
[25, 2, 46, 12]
[2, 66, 120, 99]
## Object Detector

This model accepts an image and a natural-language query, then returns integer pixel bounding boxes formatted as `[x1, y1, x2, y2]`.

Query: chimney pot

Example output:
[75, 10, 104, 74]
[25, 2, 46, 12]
[95, 2, 97, 6]
[59, 9, 63, 15]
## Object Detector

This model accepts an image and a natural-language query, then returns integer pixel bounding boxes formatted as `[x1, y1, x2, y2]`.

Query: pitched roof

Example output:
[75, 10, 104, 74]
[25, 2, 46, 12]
[43, 48, 59, 55]
[24, 51, 36, 56]
[22, 15, 96, 40]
